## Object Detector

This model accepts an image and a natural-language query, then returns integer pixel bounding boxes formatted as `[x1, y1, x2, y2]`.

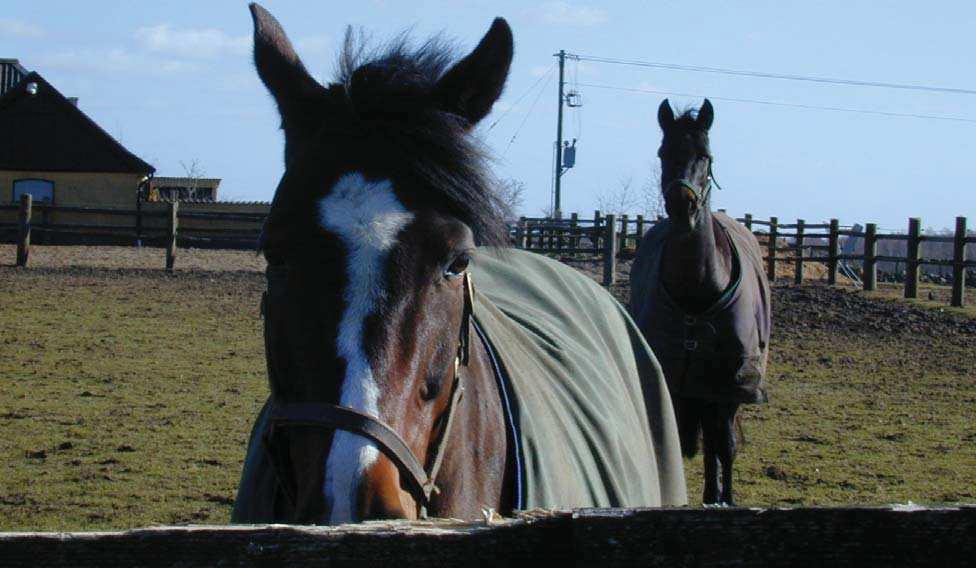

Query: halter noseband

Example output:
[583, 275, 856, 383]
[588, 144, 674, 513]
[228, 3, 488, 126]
[262, 270, 475, 520]
[663, 156, 721, 207]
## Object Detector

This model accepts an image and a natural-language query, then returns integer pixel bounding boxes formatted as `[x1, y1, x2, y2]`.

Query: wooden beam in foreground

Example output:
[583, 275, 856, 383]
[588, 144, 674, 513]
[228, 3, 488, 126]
[0, 506, 973, 567]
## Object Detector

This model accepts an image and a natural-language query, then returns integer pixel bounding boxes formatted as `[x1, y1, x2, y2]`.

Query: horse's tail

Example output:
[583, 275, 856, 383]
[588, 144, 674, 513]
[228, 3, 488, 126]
[676, 399, 702, 458]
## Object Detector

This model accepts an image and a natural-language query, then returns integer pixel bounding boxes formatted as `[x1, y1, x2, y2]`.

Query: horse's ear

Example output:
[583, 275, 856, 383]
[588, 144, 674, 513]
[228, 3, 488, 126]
[697, 98, 714, 130]
[249, 3, 328, 137]
[658, 99, 674, 131]
[433, 18, 514, 127]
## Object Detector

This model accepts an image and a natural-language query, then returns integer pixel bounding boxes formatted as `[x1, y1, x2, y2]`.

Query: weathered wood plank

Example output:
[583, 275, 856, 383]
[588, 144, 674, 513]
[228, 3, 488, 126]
[166, 201, 178, 272]
[863, 223, 878, 291]
[951, 216, 967, 307]
[0, 507, 972, 567]
[905, 217, 921, 298]
[602, 213, 617, 286]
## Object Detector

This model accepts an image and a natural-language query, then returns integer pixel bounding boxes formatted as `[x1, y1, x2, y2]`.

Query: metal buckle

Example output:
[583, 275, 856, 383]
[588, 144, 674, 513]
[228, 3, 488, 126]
[684, 339, 698, 351]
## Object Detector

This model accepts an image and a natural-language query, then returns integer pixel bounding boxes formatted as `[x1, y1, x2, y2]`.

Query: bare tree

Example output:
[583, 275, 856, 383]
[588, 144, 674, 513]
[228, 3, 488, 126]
[496, 178, 526, 221]
[636, 161, 666, 220]
[596, 176, 640, 215]
[179, 159, 206, 200]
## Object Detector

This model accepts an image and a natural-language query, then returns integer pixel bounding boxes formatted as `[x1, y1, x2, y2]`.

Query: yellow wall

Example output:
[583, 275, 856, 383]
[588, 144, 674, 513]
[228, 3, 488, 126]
[1, 170, 143, 208]
[0, 172, 270, 244]
[0, 170, 145, 228]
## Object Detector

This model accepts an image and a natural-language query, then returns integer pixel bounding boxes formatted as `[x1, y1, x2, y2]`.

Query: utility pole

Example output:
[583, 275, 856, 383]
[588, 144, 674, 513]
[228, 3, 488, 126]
[553, 49, 566, 220]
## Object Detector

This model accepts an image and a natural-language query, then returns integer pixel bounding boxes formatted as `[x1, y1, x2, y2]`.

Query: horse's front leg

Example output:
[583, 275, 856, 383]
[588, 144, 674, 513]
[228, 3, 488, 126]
[701, 407, 721, 505]
[716, 402, 740, 506]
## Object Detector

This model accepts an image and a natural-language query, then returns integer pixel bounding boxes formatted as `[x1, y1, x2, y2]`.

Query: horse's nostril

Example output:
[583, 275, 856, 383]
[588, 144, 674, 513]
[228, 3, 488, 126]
[357, 459, 417, 521]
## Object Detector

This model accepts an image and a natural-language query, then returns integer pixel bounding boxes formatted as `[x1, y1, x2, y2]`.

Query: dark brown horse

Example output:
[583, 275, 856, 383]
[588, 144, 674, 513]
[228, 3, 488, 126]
[630, 99, 771, 505]
[232, 4, 686, 525]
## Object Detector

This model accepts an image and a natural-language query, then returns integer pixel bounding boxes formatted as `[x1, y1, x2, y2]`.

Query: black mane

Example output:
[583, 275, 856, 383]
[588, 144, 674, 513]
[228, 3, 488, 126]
[322, 30, 511, 248]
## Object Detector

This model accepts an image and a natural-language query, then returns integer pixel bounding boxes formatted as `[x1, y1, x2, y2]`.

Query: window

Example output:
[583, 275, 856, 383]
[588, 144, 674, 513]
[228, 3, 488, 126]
[13, 179, 54, 204]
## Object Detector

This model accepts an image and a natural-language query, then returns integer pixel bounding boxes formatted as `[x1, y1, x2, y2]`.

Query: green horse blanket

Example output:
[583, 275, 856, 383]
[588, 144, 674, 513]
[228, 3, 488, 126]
[469, 248, 686, 508]
[233, 248, 686, 521]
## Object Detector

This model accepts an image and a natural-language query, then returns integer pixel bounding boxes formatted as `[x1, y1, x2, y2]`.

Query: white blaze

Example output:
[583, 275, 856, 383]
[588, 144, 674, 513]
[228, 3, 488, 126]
[318, 172, 414, 524]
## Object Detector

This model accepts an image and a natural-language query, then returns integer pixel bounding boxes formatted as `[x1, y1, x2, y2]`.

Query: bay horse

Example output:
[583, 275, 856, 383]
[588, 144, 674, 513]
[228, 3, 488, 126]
[629, 99, 771, 506]
[232, 4, 686, 525]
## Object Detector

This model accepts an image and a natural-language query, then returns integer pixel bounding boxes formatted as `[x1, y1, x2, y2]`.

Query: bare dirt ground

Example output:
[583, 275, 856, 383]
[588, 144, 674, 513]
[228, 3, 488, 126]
[1, 246, 973, 531]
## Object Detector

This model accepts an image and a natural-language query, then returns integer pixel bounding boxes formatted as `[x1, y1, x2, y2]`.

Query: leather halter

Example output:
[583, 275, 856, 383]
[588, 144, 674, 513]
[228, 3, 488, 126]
[663, 156, 719, 207]
[262, 271, 474, 520]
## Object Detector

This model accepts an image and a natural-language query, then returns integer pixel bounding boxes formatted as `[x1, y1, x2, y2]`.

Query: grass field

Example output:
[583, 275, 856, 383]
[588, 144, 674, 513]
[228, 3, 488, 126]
[1, 246, 974, 531]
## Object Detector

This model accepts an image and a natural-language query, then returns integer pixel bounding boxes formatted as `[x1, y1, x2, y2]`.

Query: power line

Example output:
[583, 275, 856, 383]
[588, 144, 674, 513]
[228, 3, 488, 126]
[487, 63, 555, 132]
[503, 66, 555, 155]
[572, 54, 976, 96]
[576, 82, 976, 124]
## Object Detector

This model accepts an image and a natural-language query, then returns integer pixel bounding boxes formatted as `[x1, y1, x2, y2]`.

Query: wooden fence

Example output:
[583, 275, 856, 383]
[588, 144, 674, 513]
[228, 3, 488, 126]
[1, 195, 266, 272]
[0, 506, 972, 566]
[4, 197, 975, 307]
[514, 211, 976, 307]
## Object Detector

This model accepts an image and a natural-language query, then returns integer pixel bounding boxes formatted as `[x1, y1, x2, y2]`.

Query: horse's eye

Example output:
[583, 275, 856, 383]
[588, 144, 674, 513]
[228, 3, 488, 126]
[444, 253, 470, 280]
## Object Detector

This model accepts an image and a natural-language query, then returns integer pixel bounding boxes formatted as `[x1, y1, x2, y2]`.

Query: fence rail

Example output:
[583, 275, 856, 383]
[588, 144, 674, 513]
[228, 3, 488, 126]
[4, 197, 265, 272]
[3, 199, 974, 307]
[514, 211, 975, 307]
[0, 507, 972, 566]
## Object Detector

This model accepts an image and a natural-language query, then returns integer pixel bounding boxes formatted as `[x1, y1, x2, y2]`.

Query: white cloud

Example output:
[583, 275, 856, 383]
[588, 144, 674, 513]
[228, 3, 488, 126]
[534, 2, 608, 26]
[0, 18, 44, 38]
[134, 24, 249, 59]
[36, 49, 200, 77]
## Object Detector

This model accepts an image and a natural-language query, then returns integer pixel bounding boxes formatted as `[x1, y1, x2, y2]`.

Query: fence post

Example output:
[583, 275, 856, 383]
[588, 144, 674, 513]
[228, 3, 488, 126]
[619, 214, 629, 252]
[864, 223, 878, 291]
[744, 213, 753, 231]
[905, 217, 921, 299]
[827, 218, 839, 285]
[555, 215, 564, 251]
[16, 193, 31, 267]
[166, 201, 179, 272]
[135, 195, 144, 246]
[794, 219, 805, 285]
[593, 210, 602, 254]
[952, 216, 967, 307]
[570, 213, 579, 250]
[636, 215, 645, 241]
[767, 216, 778, 282]
[603, 213, 618, 286]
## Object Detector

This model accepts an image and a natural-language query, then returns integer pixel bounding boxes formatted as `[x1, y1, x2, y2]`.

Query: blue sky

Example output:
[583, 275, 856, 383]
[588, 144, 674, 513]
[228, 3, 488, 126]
[2, 1, 974, 230]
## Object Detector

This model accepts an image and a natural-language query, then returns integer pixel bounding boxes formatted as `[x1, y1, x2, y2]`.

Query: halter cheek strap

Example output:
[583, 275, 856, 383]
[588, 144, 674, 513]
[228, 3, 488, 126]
[263, 271, 475, 520]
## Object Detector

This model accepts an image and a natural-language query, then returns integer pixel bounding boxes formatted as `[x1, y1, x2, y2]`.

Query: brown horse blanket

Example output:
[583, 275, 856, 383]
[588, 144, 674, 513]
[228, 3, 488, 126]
[233, 248, 686, 521]
[628, 212, 771, 404]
